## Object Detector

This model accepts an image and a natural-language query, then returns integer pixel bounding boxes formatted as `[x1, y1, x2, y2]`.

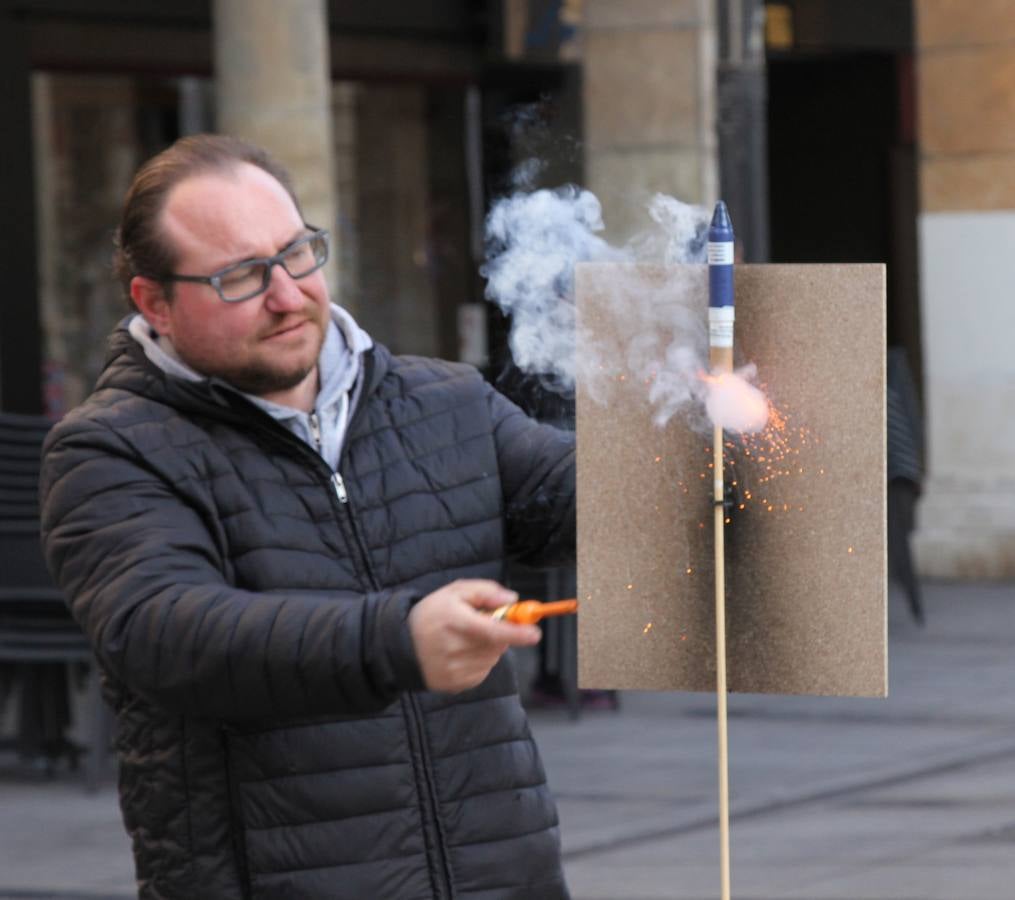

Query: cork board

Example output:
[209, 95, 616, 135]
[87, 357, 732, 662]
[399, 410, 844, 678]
[576, 264, 886, 697]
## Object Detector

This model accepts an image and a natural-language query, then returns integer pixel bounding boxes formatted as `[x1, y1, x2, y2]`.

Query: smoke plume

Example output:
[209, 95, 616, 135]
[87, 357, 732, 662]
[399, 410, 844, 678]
[482, 184, 768, 434]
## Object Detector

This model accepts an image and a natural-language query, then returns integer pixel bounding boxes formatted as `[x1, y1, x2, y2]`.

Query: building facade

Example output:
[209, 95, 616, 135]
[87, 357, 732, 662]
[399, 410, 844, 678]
[4, 0, 1015, 576]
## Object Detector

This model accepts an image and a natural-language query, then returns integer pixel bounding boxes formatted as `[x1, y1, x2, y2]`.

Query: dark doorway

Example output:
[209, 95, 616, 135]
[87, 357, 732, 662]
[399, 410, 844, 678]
[767, 50, 921, 394]
[769, 54, 894, 264]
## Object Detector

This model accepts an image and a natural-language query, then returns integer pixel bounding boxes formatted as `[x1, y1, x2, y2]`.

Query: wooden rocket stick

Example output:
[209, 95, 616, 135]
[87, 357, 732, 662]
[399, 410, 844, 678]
[712, 420, 731, 900]
[709, 358, 733, 900]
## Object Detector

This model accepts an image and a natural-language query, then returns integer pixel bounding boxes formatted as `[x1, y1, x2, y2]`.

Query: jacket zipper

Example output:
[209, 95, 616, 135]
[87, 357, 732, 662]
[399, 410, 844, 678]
[219, 724, 254, 899]
[311, 415, 453, 896]
[326, 471, 372, 588]
[331, 472, 348, 503]
[404, 693, 455, 899]
[216, 365, 455, 897]
[323, 479, 453, 896]
[310, 412, 352, 505]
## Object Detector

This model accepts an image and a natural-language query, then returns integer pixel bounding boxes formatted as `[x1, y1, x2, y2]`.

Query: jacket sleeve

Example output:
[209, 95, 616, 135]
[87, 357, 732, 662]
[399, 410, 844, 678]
[486, 385, 576, 568]
[39, 416, 425, 722]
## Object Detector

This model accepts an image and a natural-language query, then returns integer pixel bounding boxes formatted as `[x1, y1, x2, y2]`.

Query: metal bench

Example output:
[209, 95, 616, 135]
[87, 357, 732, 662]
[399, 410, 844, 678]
[0, 411, 110, 789]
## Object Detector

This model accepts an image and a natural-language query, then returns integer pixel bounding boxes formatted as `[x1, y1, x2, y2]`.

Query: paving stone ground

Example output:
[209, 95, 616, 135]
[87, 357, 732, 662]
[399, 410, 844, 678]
[2, 581, 1012, 899]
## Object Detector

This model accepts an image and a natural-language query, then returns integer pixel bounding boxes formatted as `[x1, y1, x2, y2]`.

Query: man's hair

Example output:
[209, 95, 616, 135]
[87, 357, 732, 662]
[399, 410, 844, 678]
[112, 133, 301, 306]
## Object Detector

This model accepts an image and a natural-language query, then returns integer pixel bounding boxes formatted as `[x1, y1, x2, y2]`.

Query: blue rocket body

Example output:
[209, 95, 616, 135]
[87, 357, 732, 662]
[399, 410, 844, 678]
[707, 201, 735, 362]
[708, 201, 735, 309]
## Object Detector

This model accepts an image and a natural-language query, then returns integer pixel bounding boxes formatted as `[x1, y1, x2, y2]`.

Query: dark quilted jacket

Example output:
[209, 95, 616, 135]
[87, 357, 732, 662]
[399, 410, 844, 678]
[39, 325, 575, 900]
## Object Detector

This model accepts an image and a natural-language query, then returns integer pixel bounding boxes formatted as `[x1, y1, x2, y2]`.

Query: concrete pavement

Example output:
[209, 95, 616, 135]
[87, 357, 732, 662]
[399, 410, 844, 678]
[1, 580, 1014, 899]
[534, 581, 1015, 899]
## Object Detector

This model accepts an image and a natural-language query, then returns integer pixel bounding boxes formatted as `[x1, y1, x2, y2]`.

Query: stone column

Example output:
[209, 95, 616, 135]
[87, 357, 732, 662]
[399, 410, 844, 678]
[913, 1, 1015, 576]
[212, 0, 343, 306]
[354, 85, 438, 357]
[582, 0, 718, 241]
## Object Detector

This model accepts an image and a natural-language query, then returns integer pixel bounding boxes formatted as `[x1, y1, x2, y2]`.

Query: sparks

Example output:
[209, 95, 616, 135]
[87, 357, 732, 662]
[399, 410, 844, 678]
[711, 394, 825, 521]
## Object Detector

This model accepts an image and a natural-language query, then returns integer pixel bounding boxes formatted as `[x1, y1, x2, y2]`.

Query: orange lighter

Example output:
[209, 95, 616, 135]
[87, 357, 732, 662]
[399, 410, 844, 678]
[490, 599, 578, 625]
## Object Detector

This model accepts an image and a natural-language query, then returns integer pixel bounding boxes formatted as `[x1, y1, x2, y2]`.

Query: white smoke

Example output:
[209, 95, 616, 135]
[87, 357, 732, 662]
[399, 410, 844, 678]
[637, 193, 710, 264]
[483, 184, 768, 433]
[482, 186, 625, 393]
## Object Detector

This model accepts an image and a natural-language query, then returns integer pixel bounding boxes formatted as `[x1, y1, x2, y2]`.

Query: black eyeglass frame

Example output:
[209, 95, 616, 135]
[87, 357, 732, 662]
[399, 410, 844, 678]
[159, 226, 330, 303]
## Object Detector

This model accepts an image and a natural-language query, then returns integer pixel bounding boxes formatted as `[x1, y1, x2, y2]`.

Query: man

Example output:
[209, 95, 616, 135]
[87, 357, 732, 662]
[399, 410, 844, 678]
[39, 134, 575, 899]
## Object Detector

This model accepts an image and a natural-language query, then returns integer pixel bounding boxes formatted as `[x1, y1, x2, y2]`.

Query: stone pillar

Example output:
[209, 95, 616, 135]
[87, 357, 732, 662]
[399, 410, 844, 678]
[582, 0, 718, 241]
[913, 1, 1015, 577]
[354, 85, 439, 357]
[212, 0, 343, 306]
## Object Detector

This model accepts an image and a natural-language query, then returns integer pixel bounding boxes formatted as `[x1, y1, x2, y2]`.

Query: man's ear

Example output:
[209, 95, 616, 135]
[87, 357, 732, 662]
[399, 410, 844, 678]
[130, 276, 172, 336]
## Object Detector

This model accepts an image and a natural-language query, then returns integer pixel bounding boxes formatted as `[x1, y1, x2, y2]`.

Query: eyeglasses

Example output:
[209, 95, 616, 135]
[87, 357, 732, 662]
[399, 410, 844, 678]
[162, 227, 329, 302]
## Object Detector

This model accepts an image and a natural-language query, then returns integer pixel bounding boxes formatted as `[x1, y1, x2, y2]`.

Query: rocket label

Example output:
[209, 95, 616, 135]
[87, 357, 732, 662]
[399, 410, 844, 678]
[709, 307, 735, 348]
[708, 201, 736, 357]
[707, 242, 734, 265]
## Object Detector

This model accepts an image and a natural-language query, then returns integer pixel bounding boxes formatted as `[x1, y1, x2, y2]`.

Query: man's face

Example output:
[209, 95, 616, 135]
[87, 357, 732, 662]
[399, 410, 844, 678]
[147, 163, 330, 402]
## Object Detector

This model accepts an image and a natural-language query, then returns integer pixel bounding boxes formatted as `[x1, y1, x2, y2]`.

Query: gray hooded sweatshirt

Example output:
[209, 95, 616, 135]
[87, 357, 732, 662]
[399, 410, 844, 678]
[127, 303, 372, 470]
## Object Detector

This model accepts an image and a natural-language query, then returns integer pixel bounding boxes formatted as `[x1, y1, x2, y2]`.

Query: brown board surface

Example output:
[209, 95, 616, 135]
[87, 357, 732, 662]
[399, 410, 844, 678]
[576, 263, 887, 697]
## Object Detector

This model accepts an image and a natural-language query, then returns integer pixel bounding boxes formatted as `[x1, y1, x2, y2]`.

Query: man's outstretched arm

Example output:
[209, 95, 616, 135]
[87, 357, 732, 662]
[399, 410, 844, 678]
[41, 417, 527, 721]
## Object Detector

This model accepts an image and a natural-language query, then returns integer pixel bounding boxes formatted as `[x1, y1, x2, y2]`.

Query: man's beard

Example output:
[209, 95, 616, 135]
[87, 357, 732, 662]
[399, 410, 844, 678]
[163, 303, 328, 398]
[201, 318, 326, 396]
[219, 358, 316, 396]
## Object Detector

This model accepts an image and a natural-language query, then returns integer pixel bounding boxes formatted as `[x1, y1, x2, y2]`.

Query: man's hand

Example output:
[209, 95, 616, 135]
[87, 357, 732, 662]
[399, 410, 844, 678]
[408, 579, 542, 693]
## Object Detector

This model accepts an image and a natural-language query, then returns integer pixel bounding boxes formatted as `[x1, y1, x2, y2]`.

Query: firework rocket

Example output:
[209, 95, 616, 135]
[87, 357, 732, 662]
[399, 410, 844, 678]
[707, 199, 734, 900]
[708, 200, 735, 376]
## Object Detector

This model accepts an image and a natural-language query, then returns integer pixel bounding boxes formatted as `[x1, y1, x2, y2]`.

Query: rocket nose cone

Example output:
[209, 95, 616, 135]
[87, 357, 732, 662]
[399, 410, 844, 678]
[709, 200, 734, 243]
[710, 201, 732, 231]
